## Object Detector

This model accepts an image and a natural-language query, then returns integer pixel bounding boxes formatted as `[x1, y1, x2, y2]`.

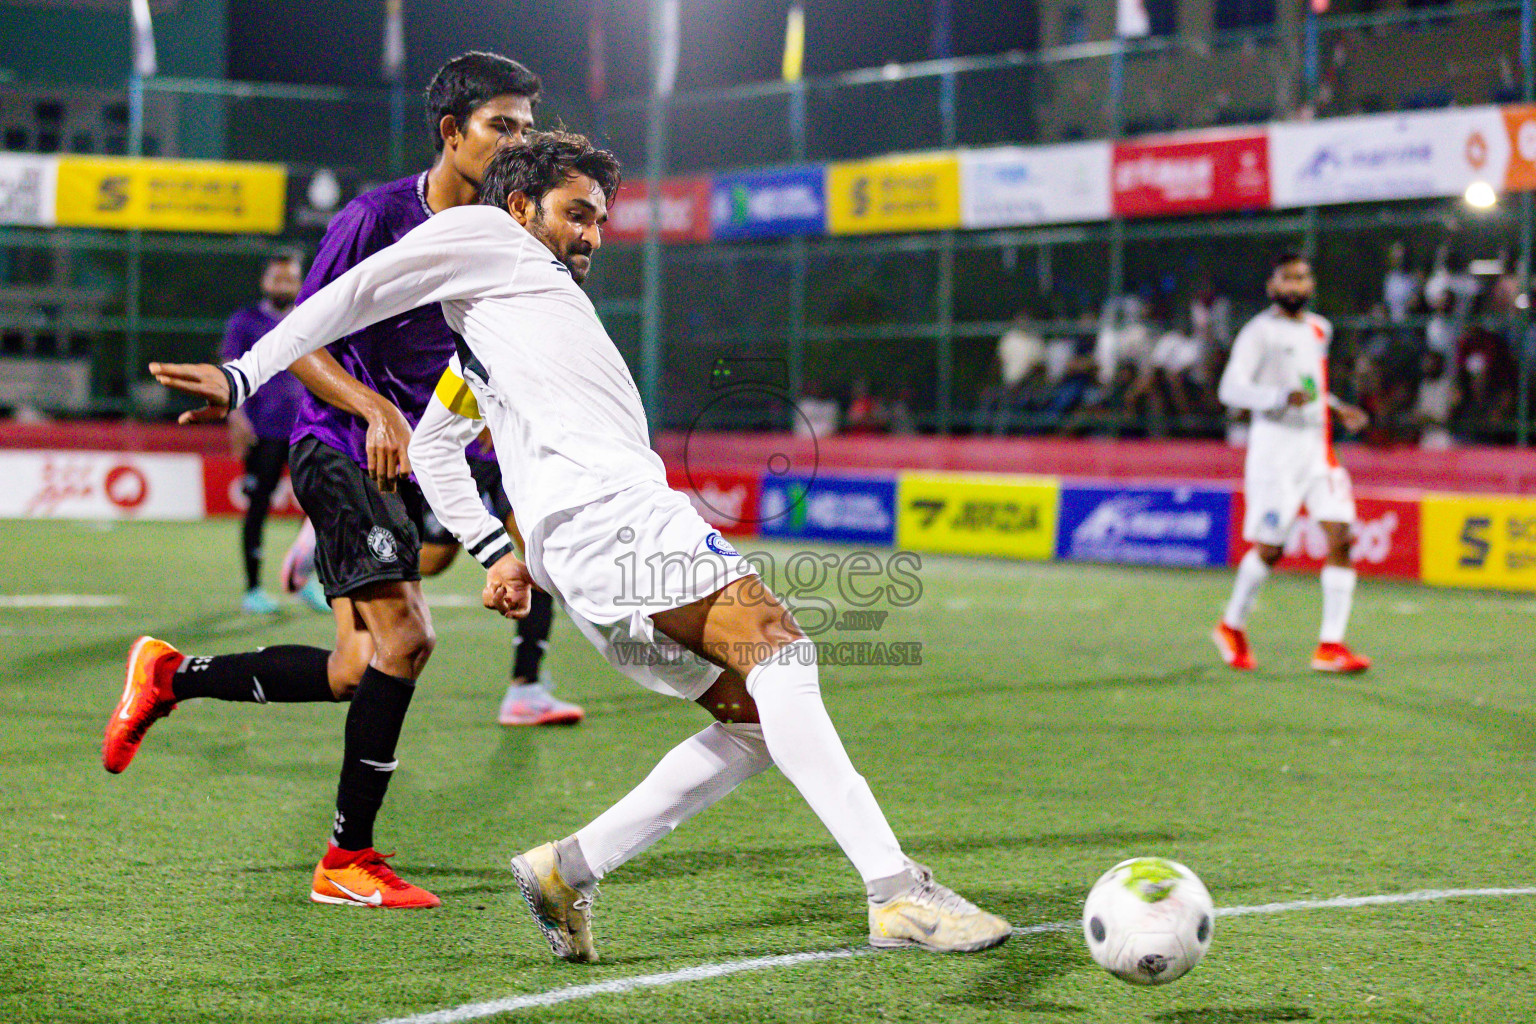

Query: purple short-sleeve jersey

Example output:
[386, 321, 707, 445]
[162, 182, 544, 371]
[289, 173, 491, 464]
[221, 302, 304, 441]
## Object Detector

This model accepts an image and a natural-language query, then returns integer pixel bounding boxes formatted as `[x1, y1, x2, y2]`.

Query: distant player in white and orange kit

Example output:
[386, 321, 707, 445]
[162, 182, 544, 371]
[1212, 253, 1373, 674]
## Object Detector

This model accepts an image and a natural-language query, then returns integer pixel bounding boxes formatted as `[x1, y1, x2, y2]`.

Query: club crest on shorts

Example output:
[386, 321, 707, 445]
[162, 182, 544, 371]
[704, 531, 739, 558]
[367, 526, 399, 563]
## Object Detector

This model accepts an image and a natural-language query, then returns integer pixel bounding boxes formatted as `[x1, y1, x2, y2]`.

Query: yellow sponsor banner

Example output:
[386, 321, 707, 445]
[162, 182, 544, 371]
[826, 152, 961, 235]
[54, 156, 286, 234]
[897, 472, 1060, 560]
[1421, 493, 1536, 592]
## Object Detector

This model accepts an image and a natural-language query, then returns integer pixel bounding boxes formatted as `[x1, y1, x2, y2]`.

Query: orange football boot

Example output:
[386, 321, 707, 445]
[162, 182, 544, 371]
[1211, 621, 1256, 671]
[1311, 642, 1371, 674]
[102, 636, 183, 773]
[311, 845, 441, 908]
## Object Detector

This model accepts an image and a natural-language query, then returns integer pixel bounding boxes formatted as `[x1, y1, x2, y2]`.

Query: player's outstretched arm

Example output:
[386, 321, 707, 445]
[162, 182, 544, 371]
[149, 361, 232, 424]
[220, 209, 508, 413]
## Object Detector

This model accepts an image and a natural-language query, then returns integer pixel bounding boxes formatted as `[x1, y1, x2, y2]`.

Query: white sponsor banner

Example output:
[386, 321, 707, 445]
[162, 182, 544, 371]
[0, 154, 57, 226]
[1269, 106, 1509, 208]
[960, 142, 1112, 228]
[0, 450, 205, 520]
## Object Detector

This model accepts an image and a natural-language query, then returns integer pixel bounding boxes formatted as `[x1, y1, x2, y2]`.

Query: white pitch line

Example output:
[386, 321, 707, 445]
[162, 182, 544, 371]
[375, 885, 1536, 1024]
[0, 593, 127, 609]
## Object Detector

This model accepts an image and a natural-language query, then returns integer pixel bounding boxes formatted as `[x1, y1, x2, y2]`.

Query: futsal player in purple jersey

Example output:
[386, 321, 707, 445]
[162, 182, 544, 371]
[103, 53, 563, 908]
[219, 251, 324, 615]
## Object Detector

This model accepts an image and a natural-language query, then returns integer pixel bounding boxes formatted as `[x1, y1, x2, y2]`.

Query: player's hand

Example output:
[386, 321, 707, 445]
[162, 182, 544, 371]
[363, 399, 413, 493]
[483, 552, 535, 619]
[1285, 390, 1308, 407]
[1335, 402, 1370, 433]
[149, 362, 230, 424]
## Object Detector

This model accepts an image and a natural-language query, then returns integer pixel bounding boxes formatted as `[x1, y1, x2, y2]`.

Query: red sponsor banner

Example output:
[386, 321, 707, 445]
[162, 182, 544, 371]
[666, 467, 759, 537]
[606, 177, 712, 243]
[1229, 489, 1420, 579]
[202, 455, 304, 517]
[1112, 129, 1271, 217]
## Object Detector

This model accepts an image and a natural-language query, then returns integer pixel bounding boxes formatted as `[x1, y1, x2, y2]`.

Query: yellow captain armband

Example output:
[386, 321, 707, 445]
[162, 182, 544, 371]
[434, 366, 482, 420]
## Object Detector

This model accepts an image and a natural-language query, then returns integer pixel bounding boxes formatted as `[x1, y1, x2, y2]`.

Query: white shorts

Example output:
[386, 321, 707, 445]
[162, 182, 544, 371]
[525, 480, 758, 702]
[1243, 459, 1356, 547]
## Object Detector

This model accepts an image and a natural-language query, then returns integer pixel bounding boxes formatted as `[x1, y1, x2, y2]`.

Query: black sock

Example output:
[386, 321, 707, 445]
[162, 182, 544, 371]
[242, 501, 271, 591]
[171, 647, 336, 703]
[511, 589, 554, 682]
[332, 666, 416, 851]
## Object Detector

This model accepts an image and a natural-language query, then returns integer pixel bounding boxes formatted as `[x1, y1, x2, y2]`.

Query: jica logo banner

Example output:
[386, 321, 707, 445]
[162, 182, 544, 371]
[710, 165, 826, 240]
[759, 473, 897, 546]
[1057, 485, 1231, 567]
[896, 473, 1060, 560]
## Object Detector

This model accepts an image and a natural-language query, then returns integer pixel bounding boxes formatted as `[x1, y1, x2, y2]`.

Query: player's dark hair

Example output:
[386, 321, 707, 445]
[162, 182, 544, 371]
[478, 130, 622, 213]
[265, 247, 304, 269]
[425, 52, 541, 152]
[1273, 251, 1307, 272]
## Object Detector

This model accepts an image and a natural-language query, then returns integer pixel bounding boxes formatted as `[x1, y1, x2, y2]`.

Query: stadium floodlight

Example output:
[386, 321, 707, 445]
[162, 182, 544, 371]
[1462, 181, 1498, 210]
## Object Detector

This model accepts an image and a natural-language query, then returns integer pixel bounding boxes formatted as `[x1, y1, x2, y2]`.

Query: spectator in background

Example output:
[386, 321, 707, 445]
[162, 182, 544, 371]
[974, 314, 1044, 435]
[1382, 242, 1420, 324]
[844, 376, 887, 434]
[795, 379, 839, 440]
[220, 251, 321, 615]
[1149, 320, 1206, 423]
[1414, 350, 1458, 449]
[886, 385, 918, 435]
[1456, 317, 1516, 427]
[1424, 289, 1459, 357]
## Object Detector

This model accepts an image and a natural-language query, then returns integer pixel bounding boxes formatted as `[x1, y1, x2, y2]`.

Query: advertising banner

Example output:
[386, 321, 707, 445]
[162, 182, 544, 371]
[0, 154, 57, 226]
[666, 467, 760, 537]
[896, 472, 1059, 559]
[1499, 103, 1536, 192]
[1112, 128, 1270, 217]
[1268, 106, 1511, 208]
[960, 142, 1112, 228]
[758, 472, 898, 546]
[606, 176, 712, 243]
[710, 165, 826, 240]
[1421, 493, 1536, 592]
[0, 450, 204, 520]
[54, 156, 286, 233]
[202, 456, 303, 518]
[826, 153, 962, 235]
[1057, 484, 1231, 567]
[1229, 490, 1421, 579]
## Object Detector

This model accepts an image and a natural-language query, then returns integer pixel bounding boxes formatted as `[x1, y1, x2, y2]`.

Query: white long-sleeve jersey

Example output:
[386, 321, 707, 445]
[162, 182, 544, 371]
[1218, 306, 1338, 467]
[223, 204, 667, 556]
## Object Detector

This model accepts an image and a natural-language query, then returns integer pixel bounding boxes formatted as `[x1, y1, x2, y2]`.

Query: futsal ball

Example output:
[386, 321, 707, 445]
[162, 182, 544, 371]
[1081, 857, 1214, 986]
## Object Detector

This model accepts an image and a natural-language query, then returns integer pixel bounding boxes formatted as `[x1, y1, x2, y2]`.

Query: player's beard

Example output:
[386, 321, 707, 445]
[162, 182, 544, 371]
[1275, 293, 1309, 314]
[529, 210, 592, 283]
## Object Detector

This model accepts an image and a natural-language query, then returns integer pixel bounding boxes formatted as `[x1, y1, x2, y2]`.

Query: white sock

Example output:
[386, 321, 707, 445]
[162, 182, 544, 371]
[744, 639, 907, 883]
[572, 721, 773, 879]
[1223, 548, 1271, 629]
[1319, 565, 1357, 643]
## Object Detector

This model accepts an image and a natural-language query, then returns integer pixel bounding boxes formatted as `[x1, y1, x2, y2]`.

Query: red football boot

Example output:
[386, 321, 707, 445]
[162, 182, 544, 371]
[102, 636, 183, 774]
[1311, 642, 1371, 674]
[1211, 621, 1256, 671]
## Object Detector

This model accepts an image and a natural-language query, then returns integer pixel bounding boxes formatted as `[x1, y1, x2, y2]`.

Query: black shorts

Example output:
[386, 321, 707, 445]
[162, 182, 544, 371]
[289, 436, 424, 599]
[420, 457, 512, 546]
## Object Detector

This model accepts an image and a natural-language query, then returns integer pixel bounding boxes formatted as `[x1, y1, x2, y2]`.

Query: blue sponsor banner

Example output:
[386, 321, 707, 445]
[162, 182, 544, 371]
[759, 473, 897, 545]
[1056, 484, 1231, 567]
[710, 165, 826, 240]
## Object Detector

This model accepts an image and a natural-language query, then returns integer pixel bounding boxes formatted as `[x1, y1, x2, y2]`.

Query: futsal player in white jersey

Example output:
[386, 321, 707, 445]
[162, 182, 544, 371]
[1213, 253, 1372, 674]
[149, 131, 1010, 960]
